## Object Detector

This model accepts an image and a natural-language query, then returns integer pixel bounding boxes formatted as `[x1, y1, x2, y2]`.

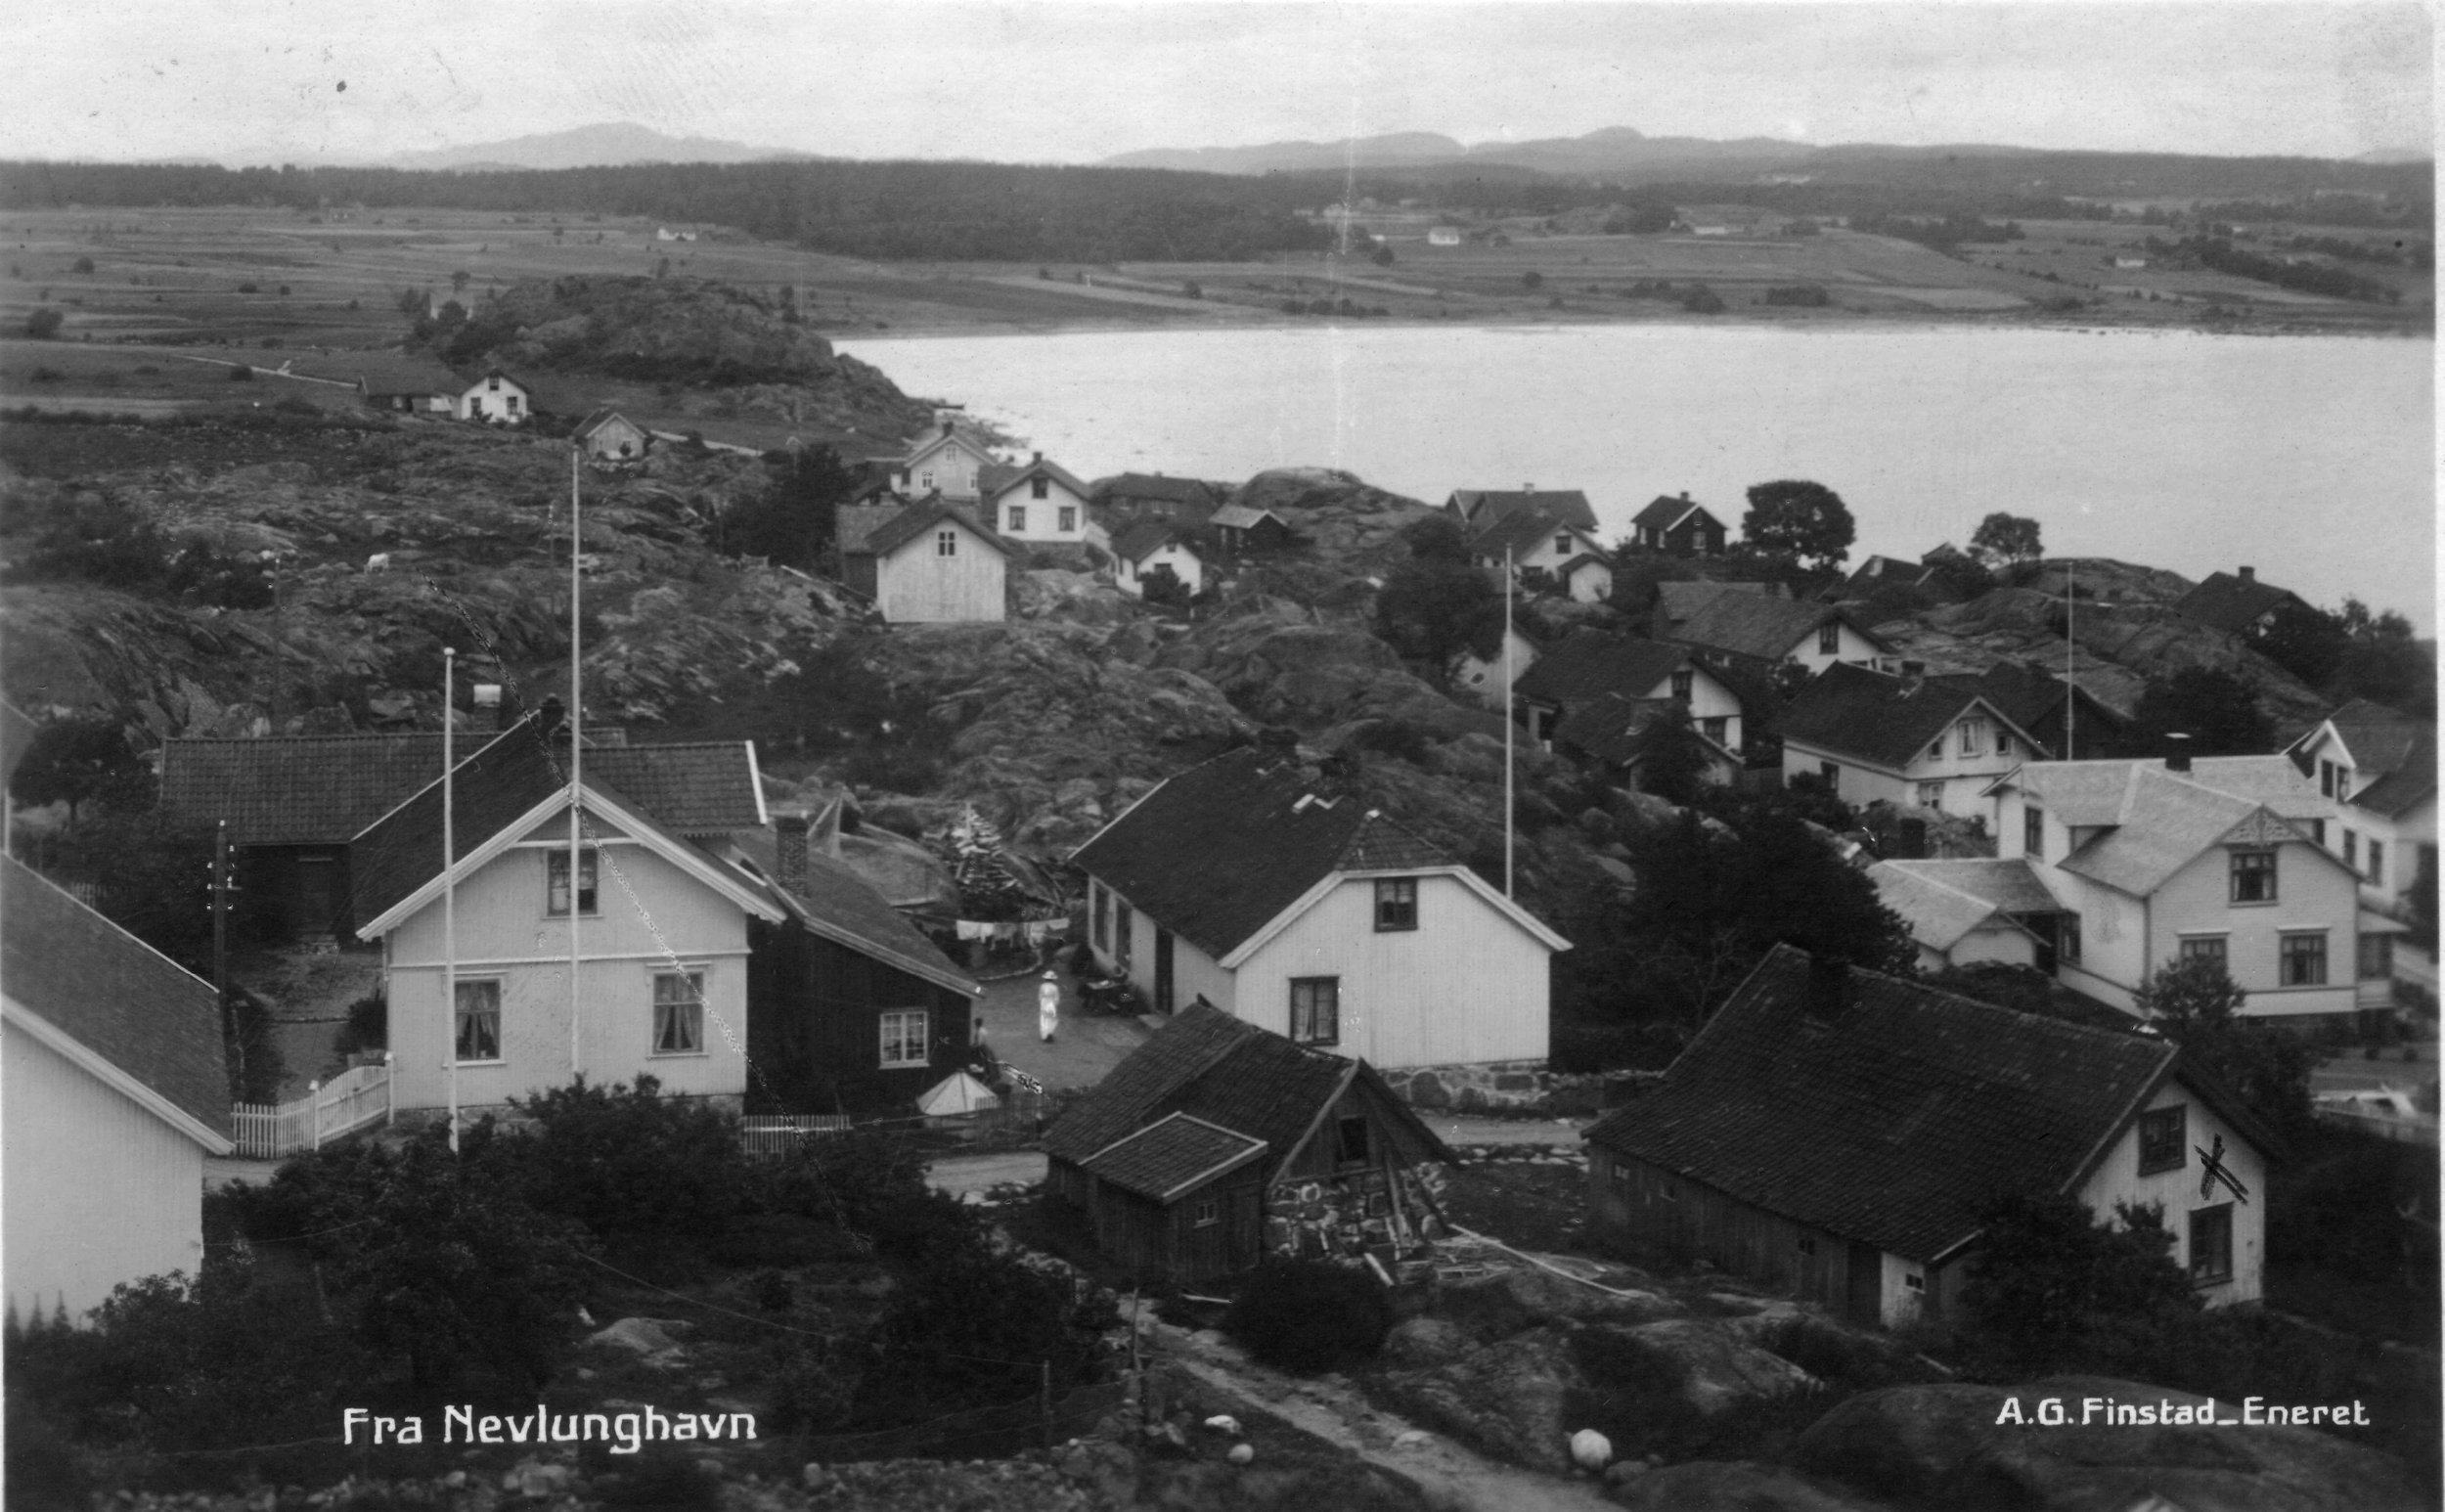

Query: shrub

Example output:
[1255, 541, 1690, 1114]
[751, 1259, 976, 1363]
[758, 1128, 931, 1232]
[227, 364, 253, 381]
[508, 1075, 751, 1241]
[334, 991, 385, 1056]
[24, 307, 62, 338]
[1223, 1258, 1391, 1373]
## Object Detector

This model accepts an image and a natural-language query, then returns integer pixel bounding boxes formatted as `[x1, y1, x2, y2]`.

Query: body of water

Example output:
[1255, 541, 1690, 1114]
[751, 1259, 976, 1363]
[838, 324, 2436, 631]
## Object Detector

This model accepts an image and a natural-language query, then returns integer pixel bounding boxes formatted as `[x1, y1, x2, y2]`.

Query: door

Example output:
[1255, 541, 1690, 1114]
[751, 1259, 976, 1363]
[1154, 929, 1176, 1014]
[1845, 1242, 1884, 1325]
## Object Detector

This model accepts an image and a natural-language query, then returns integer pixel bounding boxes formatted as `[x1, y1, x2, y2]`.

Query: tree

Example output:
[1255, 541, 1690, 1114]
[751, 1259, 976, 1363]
[23, 307, 62, 338]
[1373, 516, 1499, 677]
[1958, 1191, 2198, 1378]
[2131, 667, 2272, 756]
[2333, 598, 2434, 717]
[449, 269, 470, 293]
[11, 718, 144, 825]
[1740, 480, 1856, 573]
[2135, 955, 2313, 1145]
[1631, 702, 1713, 808]
[1521, 270, 1544, 289]
[1371, 244, 1395, 267]
[708, 445, 857, 570]
[1680, 284, 1725, 314]
[1969, 511, 2044, 568]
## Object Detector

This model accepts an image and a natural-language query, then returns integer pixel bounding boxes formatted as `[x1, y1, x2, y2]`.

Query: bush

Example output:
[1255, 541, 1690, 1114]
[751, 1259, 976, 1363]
[508, 1075, 751, 1241]
[334, 991, 385, 1056]
[758, 1128, 931, 1232]
[24, 307, 62, 338]
[1222, 1258, 1391, 1373]
[227, 364, 253, 381]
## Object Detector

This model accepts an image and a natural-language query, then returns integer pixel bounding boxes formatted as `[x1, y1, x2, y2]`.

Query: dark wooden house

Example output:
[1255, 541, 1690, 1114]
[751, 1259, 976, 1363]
[1044, 1003, 1459, 1283]
[741, 817, 980, 1118]
[1629, 493, 1729, 557]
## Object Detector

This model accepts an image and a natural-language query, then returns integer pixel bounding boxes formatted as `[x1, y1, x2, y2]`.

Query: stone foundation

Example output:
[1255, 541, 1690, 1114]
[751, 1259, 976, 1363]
[1388, 1061, 1660, 1116]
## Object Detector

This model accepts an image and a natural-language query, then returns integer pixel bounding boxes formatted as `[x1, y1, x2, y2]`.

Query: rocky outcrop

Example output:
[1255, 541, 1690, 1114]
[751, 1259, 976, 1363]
[1227, 467, 1440, 576]
[1437, 1267, 1682, 1344]
[1788, 1376, 2427, 1512]
[1593, 1319, 1818, 1417]
[1156, 610, 1501, 738]
[1372, 1324, 1586, 1474]
[1606, 1459, 1876, 1511]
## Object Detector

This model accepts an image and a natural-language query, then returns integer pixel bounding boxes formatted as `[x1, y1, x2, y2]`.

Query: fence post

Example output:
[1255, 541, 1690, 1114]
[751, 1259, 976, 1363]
[309, 1080, 323, 1150]
[383, 1050, 395, 1127]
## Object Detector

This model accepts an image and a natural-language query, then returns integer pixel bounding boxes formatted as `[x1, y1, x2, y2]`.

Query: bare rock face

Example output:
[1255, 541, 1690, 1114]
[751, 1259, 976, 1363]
[1788, 1377, 2426, 1512]
[1381, 1315, 1475, 1370]
[1014, 569, 1136, 624]
[1598, 1319, 1819, 1418]
[1371, 1324, 1585, 1475]
[1606, 1459, 1878, 1511]
[1437, 1268, 1683, 1344]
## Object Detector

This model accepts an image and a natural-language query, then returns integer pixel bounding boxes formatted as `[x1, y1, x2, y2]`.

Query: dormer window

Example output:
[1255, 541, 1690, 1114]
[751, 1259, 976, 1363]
[1957, 719, 1987, 757]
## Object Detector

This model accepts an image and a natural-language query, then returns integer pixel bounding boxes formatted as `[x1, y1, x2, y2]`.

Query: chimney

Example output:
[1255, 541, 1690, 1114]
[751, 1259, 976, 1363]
[774, 812, 811, 898]
[1031, 451, 1043, 465]
[2237, 565, 2255, 582]
[2165, 732, 2193, 773]
[1805, 954, 1849, 1020]
[1680, 491, 1691, 502]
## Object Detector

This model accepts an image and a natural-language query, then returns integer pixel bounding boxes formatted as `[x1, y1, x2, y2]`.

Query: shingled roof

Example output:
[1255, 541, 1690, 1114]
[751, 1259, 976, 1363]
[1777, 663, 2033, 770]
[1080, 1113, 1271, 1202]
[1045, 1001, 1455, 1180]
[1630, 494, 1719, 533]
[1994, 755, 2327, 826]
[163, 732, 450, 845]
[3, 855, 232, 1147]
[1869, 860, 2060, 954]
[1514, 631, 1695, 709]
[1553, 694, 1734, 770]
[1669, 592, 1882, 664]
[2172, 570, 2304, 636]
[1448, 489, 1598, 532]
[851, 499, 1018, 559]
[1583, 946, 2265, 1264]
[1071, 748, 1460, 960]
[731, 830, 978, 999]
[982, 456, 1091, 502]
[2058, 767, 2326, 898]
[1111, 518, 1199, 564]
[1655, 579, 1776, 628]
[1471, 508, 1596, 563]
[2353, 728, 2437, 820]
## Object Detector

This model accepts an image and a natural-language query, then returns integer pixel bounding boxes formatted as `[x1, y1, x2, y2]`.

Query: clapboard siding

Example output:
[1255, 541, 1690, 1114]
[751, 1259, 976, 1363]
[746, 919, 972, 1116]
[5, 1021, 207, 1323]
[875, 529, 1006, 623]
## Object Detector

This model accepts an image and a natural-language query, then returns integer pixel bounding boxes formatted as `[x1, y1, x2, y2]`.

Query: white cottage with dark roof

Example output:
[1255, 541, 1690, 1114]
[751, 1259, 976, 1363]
[1070, 746, 1569, 1077]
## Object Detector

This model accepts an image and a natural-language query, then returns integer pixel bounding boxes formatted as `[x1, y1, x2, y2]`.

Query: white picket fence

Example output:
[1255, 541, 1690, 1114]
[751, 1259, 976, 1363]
[738, 1113, 853, 1155]
[231, 1054, 395, 1159]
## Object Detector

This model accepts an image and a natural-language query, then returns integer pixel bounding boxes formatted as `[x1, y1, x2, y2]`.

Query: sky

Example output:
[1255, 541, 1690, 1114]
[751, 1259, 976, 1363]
[3, 1, 2431, 166]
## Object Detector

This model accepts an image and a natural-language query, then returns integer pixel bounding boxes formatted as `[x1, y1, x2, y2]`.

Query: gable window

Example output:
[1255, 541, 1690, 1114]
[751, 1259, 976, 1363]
[2138, 1104, 2186, 1175]
[2179, 934, 2228, 967]
[1337, 1115, 1372, 1165]
[1669, 669, 1693, 702]
[919, 470, 934, 490]
[1957, 719, 1988, 758]
[487, 376, 501, 391]
[1031, 476, 1050, 500]
[1374, 877, 1418, 932]
[2280, 931, 2328, 987]
[652, 970, 705, 1054]
[1817, 623, 1840, 655]
[879, 1009, 930, 1068]
[936, 530, 957, 556]
[2229, 849, 2277, 905]
[2189, 1204, 2234, 1285]
[546, 848, 599, 916]
[1553, 532, 1573, 556]
[2321, 760, 2338, 798]
[1192, 1195, 1220, 1228]
[2360, 933, 2394, 980]
[2059, 912, 2082, 964]
[1114, 901, 1134, 968]
[2023, 806, 2046, 861]
[454, 979, 503, 1063]
[1290, 977, 1340, 1046]
[1006, 506, 1027, 533]
[2369, 841, 2385, 887]
[1058, 506, 1076, 531]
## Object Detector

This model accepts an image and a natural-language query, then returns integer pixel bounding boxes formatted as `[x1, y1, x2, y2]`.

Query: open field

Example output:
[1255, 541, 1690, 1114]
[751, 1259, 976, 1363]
[1, 203, 2424, 404]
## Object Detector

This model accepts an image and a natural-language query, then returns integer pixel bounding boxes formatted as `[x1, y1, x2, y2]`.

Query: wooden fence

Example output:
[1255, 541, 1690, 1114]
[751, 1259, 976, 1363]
[231, 1054, 394, 1159]
[738, 1114, 854, 1155]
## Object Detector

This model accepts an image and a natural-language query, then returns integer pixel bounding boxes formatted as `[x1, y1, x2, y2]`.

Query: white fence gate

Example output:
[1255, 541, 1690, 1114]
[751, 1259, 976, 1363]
[231, 1054, 394, 1159]
[738, 1114, 852, 1155]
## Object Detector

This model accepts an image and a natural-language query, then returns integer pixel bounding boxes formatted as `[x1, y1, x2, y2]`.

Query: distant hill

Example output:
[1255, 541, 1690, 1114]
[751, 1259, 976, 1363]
[1107, 125, 1814, 178]
[381, 122, 822, 171]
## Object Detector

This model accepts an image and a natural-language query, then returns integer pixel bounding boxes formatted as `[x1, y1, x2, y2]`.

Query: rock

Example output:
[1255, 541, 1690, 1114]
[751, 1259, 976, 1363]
[1372, 1325, 1583, 1474]
[1053, 1438, 1137, 1505]
[1227, 1444, 1255, 1465]
[1571, 1427, 1613, 1470]
[1382, 1316, 1475, 1370]
[1603, 1319, 1817, 1417]
[584, 1316, 689, 1368]
[1438, 1267, 1681, 1343]
[1606, 1460, 1874, 1511]
[1203, 1414, 1242, 1436]
[1392, 1430, 1433, 1450]
[1789, 1377, 2427, 1512]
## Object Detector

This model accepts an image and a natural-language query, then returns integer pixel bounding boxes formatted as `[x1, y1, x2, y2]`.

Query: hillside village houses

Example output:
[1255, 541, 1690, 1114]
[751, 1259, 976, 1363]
[1627, 492, 1730, 557]
[1514, 629, 1745, 755]
[1451, 619, 1545, 713]
[891, 412, 999, 501]
[1666, 589, 1890, 677]
[982, 454, 1100, 547]
[1468, 510, 1614, 600]
[1108, 520, 1207, 599]
[1776, 662, 2046, 815]
[574, 408, 651, 466]
[5, 856, 235, 1324]
[1070, 743, 1569, 1089]
[1584, 947, 2280, 1325]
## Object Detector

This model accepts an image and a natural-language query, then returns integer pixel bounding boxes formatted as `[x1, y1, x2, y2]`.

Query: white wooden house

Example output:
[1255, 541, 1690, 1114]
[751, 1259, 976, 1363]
[1071, 746, 1569, 1072]
[2285, 701, 2437, 926]
[1109, 520, 1206, 599]
[4, 856, 234, 1324]
[458, 368, 534, 425]
[1586, 948, 2279, 1326]
[982, 454, 1098, 546]
[1777, 663, 2043, 815]
[837, 501, 1016, 623]
[575, 409, 652, 466]
[1667, 593, 1888, 678]
[892, 415, 1000, 503]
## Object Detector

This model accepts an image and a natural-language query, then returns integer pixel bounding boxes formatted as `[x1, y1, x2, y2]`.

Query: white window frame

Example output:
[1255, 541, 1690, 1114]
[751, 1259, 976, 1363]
[651, 968, 707, 1056]
[1957, 718, 1988, 757]
[547, 847, 599, 916]
[455, 977, 505, 1064]
[879, 1009, 931, 1069]
[1006, 506, 1027, 533]
[936, 529, 957, 556]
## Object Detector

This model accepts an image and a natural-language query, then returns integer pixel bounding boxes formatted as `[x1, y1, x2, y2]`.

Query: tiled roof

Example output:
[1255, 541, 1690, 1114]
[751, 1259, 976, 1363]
[1471, 509, 1593, 562]
[1582, 946, 2183, 1262]
[1081, 1112, 1270, 1202]
[2353, 729, 2437, 820]
[2002, 756, 2325, 825]
[2172, 571, 2302, 635]
[1096, 473, 1219, 507]
[1071, 748, 1455, 959]
[731, 830, 976, 998]
[983, 457, 1092, 502]
[1045, 1001, 1456, 1180]
[2058, 767, 2303, 897]
[857, 499, 1018, 559]
[162, 733, 449, 845]
[1208, 504, 1285, 531]
[1655, 579, 1775, 627]
[1111, 519, 1199, 564]
[585, 743, 766, 832]
[1869, 860, 2059, 953]
[1513, 631, 1692, 709]
[1670, 592, 1880, 663]
[1631, 495, 1716, 533]
[1449, 490, 1598, 531]
[1775, 663, 2008, 770]
[2, 855, 231, 1143]
[2323, 699, 2425, 778]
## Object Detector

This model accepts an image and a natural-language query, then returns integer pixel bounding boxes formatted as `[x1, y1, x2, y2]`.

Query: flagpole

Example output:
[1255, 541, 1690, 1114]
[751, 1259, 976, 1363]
[569, 445, 583, 1081]
[1503, 545, 1515, 899]
[2064, 558, 2075, 759]
[442, 646, 459, 1155]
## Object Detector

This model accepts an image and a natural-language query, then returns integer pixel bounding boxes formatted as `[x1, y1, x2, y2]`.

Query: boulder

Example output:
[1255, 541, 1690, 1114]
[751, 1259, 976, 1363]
[584, 1316, 690, 1368]
[1600, 1319, 1818, 1417]
[1381, 1316, 1474, 1370]
[1789, 1377, 2426, 1512]
[1606, 1460, 1876, 1511]
[1438, 1267, 1681, 1343]
[1370, 1325, 1583, 1474]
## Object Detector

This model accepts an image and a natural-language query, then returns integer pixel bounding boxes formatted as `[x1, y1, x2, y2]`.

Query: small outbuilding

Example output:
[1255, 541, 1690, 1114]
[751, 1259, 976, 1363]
[575, 409, 652, 466]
